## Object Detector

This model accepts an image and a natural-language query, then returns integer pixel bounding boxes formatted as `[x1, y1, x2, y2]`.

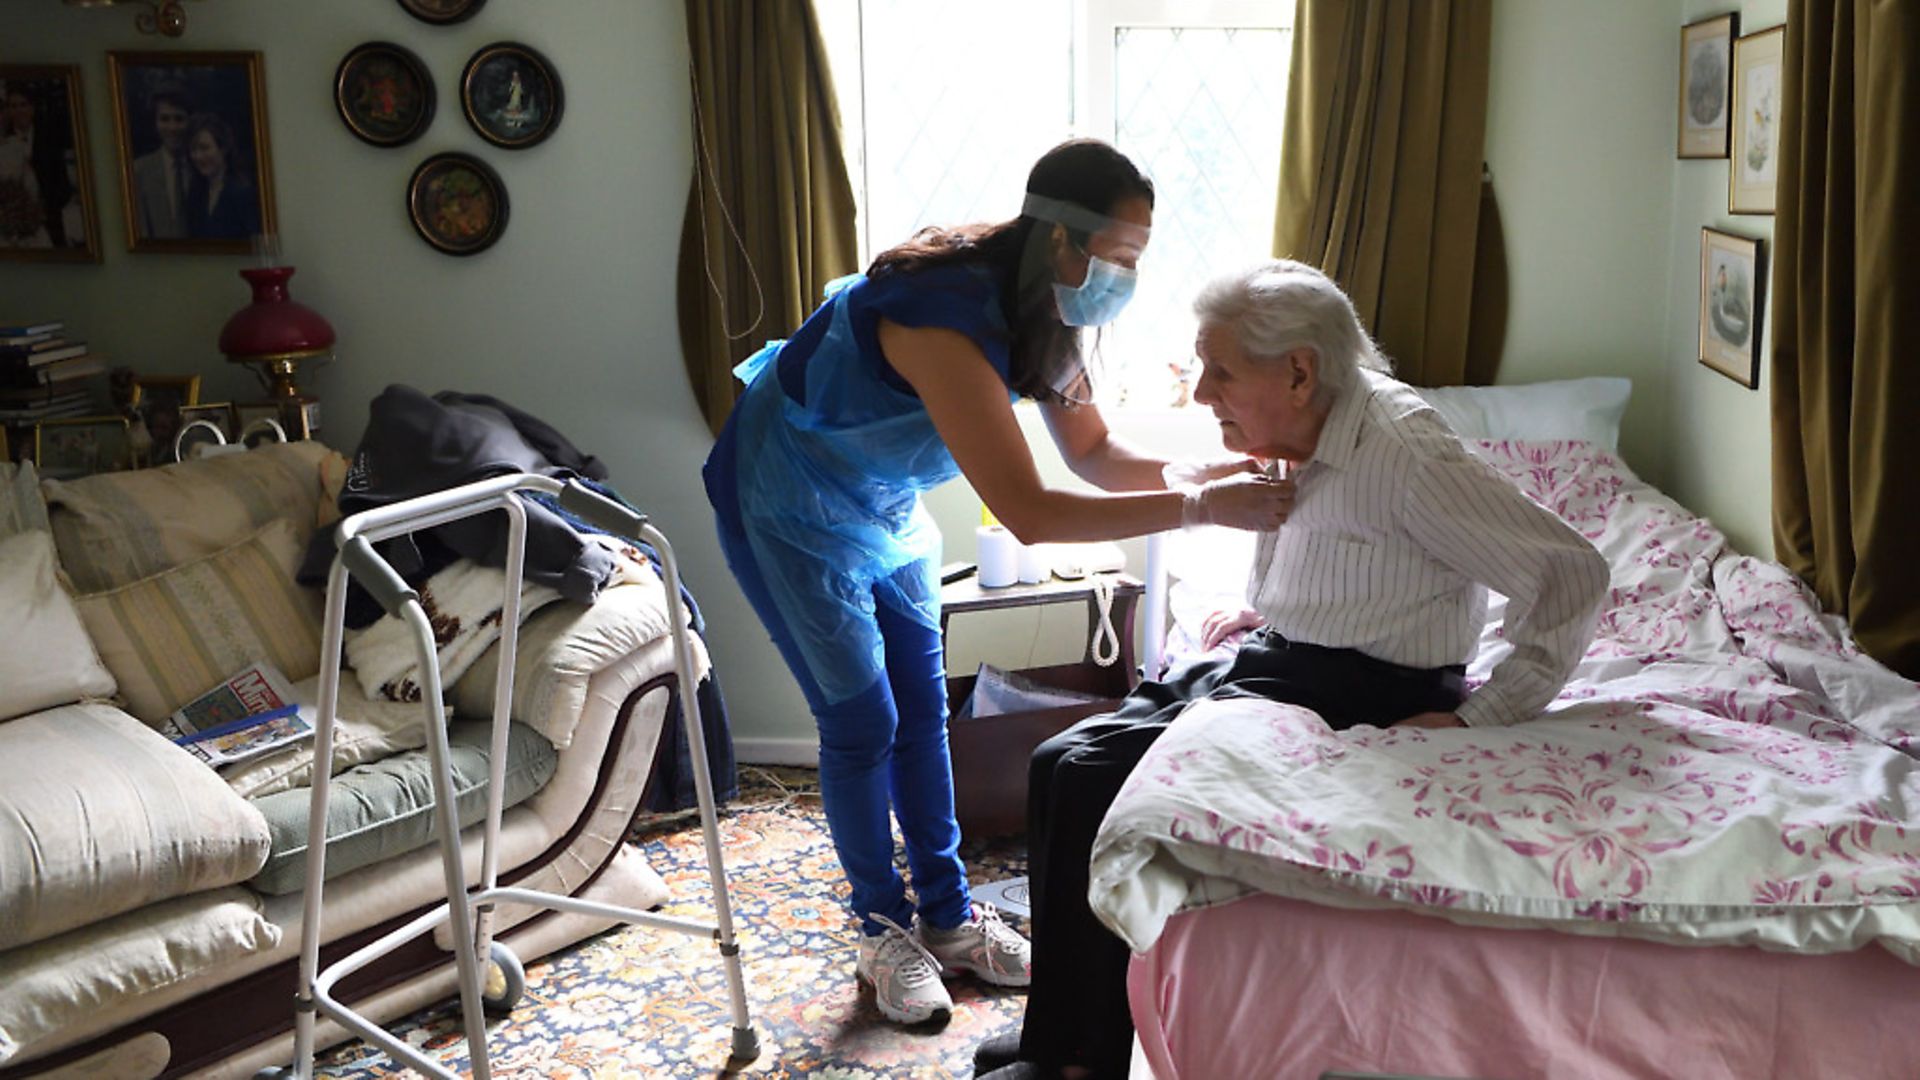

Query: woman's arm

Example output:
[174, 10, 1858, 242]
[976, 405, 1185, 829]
[881, 320, 1292, 543]
[1036, 395, 1172, 492]
[879, 320, 1183, 543]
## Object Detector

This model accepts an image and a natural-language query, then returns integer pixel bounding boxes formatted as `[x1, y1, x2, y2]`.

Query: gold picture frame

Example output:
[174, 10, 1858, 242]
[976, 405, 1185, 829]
[1728, 25, 1784, 215]
[34, 414, 132, 479]
[0, 63, 104, 262]
[126, 372, 200, 462]
[107, 50, 277, 253]
[1698, 227, 1765, 388]
[1677, 14, 1737, 159]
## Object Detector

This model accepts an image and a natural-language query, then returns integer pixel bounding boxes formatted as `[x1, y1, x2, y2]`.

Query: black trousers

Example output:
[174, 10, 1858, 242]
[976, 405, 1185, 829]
[1017, 630, 1466, 1077]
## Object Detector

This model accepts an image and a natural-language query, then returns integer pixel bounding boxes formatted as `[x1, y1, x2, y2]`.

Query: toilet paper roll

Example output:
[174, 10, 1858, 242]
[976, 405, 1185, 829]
[1017, 540, 1049, 584]
[977, 525, 1019, 588]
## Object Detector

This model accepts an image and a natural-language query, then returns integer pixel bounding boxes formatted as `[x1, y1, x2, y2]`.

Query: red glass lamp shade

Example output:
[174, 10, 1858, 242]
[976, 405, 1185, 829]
[220, 266, 335, 403]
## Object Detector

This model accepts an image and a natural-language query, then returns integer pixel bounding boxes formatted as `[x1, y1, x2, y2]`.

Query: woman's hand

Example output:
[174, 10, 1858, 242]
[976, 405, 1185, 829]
[1183, 473, 1294, 531]
[1200, 605, 1265, 650]
[1393, 712, 1466, 729]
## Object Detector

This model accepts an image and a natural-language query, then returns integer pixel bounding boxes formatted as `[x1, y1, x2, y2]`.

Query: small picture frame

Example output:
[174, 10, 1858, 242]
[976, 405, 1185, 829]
[398, 0, 487, 25]
[1698, 227, 1765, 388]
[235, 399, 316, 441]
[0, 63, 104, 262]
[407, 151, 508, 256]
[176, 400, 235, 440]
[107, 50, 277, 253]
[34, 415, 133, 479]
[1677, 14, 1737, 159]
[1729, 25, 1784, 215]
[461, 42, 563, 149]
[126, 372, 200, 462]
[335, 42, 435, 148]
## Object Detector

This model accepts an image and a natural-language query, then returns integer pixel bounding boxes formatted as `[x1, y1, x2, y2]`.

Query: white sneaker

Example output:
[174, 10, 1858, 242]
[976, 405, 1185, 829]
[856, 916, 954, 1024]
[919, 903, 1032, 987]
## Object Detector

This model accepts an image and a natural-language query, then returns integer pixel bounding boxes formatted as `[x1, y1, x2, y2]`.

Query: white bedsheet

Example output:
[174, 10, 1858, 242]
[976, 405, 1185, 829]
[1091, 440, 1920, 960]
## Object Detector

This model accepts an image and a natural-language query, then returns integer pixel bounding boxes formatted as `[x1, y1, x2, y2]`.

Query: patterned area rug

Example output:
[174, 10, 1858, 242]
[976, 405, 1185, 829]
[315, 767, 1031, 1078]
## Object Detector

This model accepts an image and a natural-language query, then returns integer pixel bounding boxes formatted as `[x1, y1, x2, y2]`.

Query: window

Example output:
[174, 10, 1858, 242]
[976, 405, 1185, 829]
[818, 0, 1293, 407]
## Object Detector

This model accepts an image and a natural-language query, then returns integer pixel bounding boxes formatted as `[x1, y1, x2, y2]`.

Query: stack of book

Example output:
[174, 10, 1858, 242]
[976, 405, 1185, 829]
[0, 321, 103, 426]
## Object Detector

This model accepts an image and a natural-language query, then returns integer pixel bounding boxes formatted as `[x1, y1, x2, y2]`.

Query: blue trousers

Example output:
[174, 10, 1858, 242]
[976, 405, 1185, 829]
[713, 514, 971, 936]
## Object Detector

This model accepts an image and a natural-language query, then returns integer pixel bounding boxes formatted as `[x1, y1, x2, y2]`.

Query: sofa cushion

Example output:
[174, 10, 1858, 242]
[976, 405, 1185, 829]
[0, 703, 272, 953]
[43, 440, 344, 595]
[75, 517, 322, 727]
[0, 460, 50, 536]
[221, 673, 441, 800]
[247, 718, 558, 895]
[0, 888, 279, 1066]
[0, 530, 118, 724]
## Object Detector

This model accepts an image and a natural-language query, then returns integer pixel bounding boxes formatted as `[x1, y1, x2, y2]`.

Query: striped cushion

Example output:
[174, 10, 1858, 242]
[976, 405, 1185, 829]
[43, 441, 344, 595]
[75, 518, 323, 727]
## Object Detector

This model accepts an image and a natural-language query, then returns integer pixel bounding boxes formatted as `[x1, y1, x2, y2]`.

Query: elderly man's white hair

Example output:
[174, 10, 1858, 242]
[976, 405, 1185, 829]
[1192, 259, 1391, 405]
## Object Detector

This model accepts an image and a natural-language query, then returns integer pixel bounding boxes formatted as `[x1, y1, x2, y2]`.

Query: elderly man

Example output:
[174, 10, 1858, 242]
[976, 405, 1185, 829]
[976, 260, 1610, 1080]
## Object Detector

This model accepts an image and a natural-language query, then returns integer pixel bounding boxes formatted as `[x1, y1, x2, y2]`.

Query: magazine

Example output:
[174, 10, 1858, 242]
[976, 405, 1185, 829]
[162, 662, 315, 768]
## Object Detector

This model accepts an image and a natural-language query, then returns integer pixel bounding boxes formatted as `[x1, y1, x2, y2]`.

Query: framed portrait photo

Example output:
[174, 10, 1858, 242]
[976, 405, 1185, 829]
[107, 51, 277, 253]
[335, 42, 435, 148]
[1729, 26, 1784, 215]
[408, 151, 508, 256]
[1698, 228, 1766, 388]
[1677, 14, 1737, 159]
[461, 42, 563, 149]
[0, 64, 103, 262]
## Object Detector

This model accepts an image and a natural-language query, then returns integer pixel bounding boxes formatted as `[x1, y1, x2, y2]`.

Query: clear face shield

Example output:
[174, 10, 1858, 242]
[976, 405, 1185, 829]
[1020, 192, 1151, 406]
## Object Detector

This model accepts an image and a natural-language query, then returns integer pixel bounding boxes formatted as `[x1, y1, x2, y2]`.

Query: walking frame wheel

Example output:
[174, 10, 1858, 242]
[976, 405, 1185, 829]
[481, 940, 525, 1017]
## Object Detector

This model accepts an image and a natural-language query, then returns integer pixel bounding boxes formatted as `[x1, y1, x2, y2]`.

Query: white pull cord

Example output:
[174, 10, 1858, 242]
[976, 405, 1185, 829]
[1089, 575, 1120, 667]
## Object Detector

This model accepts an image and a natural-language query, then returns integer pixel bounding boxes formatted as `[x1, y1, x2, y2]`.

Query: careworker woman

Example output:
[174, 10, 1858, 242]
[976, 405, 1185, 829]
[702, 138, 1290, 1026]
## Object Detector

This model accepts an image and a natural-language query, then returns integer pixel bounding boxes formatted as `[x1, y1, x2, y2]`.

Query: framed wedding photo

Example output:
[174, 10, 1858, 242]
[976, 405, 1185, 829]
[1729, 26, 1785, 214]
[108, 51, 277, 253]
[1677, 14, 1737, 159]
[0, 64, 103, 262]
[1698, 228, 1765, 388]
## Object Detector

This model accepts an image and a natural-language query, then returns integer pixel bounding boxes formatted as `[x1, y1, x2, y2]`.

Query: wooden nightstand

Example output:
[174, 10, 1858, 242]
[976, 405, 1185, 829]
[940, 572, 1144, 837]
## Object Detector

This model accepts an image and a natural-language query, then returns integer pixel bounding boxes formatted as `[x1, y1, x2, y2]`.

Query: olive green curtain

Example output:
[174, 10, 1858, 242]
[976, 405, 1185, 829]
[1273, 0, 1495, 388]
[676, 0, 859, 435]
[1771, 1, 1920, 678]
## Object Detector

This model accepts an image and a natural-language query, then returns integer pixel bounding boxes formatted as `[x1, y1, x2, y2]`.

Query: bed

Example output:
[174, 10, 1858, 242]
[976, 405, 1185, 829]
[1092, 386, 1920, 1080]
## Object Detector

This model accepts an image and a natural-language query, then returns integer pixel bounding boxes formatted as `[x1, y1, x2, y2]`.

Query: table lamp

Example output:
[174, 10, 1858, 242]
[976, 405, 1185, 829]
[218, 263, 334, 439]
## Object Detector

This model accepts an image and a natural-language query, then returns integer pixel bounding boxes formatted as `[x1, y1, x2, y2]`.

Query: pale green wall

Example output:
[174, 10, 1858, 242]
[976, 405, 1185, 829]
[0, 1, 821, 754]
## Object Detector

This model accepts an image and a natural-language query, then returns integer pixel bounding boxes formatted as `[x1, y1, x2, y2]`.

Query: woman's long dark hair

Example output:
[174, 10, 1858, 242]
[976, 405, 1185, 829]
[866, 138, 1154, 402]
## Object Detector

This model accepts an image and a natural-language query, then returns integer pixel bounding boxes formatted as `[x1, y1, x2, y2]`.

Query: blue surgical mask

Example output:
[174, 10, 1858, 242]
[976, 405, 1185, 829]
[1053, 255, 1137, 327]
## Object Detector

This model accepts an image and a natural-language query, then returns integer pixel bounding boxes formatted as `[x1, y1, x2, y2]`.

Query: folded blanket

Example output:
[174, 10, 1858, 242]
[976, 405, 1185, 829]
[346, 534, 653, 704]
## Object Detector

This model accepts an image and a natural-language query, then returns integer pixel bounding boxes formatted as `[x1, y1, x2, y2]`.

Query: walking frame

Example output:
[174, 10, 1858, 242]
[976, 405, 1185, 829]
[271, 473, 758, 1079]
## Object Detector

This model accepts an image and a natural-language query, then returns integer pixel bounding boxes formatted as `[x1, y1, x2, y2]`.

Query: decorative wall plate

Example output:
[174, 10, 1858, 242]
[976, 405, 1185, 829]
[407, 152, 507, 256]
[460, 42, 563, 149]
[334, 42, 434, 148]
[397, 0, 486, 26]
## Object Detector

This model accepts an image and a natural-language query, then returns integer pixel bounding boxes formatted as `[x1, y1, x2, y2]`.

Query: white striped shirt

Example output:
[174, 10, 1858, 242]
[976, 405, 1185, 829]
[1246, 371, 1608, 727]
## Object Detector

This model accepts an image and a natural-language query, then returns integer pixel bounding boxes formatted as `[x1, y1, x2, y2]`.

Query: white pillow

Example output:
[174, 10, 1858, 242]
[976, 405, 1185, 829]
[1416, 377, 1631, 451]
[0, 530, 116, 722]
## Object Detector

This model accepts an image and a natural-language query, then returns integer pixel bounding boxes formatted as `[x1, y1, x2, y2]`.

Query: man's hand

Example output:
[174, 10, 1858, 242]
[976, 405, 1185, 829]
[1393, 711, 1466, 729]
[1200, 606, 1265, 650]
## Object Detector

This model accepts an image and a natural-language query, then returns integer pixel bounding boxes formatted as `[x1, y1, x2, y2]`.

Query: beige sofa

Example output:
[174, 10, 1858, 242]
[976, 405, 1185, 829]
[0, 444, 704, 1078]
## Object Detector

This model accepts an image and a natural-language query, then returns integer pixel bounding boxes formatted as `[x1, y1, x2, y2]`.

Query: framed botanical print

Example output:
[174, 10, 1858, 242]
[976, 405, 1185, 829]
[1699, 228, 1765, 388]
[0, 64, 102, 261]
[107, 51, 277, 253]
[1677, 14, 1737, 159]
[1729, 26, 1785, 215]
